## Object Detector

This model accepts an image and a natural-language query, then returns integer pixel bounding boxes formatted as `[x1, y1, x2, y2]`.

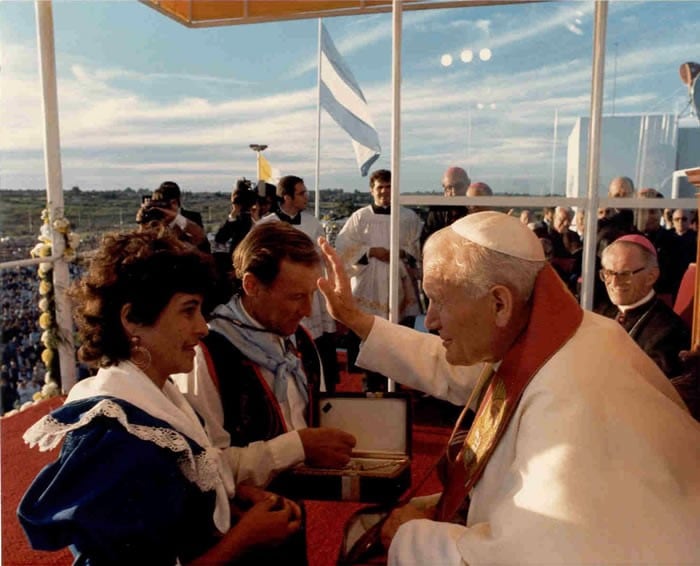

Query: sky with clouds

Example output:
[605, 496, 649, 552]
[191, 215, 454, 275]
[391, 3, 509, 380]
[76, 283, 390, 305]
[1, 0, 698, 195]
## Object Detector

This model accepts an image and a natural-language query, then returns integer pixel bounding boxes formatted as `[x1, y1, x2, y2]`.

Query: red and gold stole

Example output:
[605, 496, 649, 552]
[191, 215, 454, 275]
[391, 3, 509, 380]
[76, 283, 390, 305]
[436, 264, 583, 522]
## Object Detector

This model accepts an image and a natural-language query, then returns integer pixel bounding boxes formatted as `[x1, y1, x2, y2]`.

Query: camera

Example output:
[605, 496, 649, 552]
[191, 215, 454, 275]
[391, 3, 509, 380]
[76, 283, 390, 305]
[235, 178, 254, 192]
[136, 198, 170, 224]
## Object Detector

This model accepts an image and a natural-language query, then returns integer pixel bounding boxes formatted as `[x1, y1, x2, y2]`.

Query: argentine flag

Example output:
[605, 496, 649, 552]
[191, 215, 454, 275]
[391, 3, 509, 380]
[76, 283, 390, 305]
[320, 24, 381, 177]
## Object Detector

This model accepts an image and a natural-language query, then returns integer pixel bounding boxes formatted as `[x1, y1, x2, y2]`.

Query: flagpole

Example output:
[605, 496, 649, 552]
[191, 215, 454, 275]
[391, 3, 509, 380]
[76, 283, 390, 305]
[249, 143, 268, 186]
[314, 19, 322, 219]
[387, 0, 403, 393]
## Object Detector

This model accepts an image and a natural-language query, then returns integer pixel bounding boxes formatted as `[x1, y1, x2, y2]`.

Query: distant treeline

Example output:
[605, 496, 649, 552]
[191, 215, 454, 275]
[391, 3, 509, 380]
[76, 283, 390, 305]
[0, 187, 381, 239]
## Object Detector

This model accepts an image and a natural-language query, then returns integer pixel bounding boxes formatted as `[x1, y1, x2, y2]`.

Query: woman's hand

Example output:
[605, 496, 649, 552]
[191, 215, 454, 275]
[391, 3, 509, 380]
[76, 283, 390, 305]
[235, 495, 302, 548]
[187, 496, 302, 565]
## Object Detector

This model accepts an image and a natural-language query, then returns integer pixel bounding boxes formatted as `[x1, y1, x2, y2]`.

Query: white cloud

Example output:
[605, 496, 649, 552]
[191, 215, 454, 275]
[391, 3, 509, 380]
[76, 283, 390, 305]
[3, 2, 699, 194]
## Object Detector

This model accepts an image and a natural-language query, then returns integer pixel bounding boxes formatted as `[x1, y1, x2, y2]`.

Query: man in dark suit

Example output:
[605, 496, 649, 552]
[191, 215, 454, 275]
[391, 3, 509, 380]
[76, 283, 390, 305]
[420, 166, 470, 248]
[672, 208, 698, 274]
[597, 234, 690, 378]
[637, 188, 686, 300]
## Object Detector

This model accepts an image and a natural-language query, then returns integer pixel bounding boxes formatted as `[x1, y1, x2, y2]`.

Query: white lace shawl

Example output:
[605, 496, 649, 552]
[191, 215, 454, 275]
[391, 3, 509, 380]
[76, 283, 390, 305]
[23, 361, 234, 533]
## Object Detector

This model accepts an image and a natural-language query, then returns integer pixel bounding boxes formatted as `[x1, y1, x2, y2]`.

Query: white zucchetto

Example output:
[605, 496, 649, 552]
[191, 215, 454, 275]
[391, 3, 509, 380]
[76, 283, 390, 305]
[450, 211, 545, 261]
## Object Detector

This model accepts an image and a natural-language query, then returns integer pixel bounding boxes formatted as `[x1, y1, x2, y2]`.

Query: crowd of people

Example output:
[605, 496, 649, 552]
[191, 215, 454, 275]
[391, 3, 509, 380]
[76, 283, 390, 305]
[525, 176, 698, 310]
[1, 266, 49, 415]
[5, 169, 700, 565]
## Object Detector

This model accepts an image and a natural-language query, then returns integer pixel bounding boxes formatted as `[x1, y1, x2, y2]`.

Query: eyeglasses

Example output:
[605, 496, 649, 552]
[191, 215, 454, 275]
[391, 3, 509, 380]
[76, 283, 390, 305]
[673, 216, 688, 222]
[599, 267, 646, 283]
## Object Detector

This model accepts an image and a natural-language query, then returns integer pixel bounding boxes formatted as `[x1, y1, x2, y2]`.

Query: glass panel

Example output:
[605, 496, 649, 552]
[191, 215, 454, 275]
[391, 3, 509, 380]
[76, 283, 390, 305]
[592, 1, 699, 310]
[400, 1, 595, 196]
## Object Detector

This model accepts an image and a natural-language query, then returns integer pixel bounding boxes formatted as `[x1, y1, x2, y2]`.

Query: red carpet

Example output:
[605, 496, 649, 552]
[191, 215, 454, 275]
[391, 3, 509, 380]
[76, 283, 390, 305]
[2, 367, 452, 566]
[2, 396, 71, 566]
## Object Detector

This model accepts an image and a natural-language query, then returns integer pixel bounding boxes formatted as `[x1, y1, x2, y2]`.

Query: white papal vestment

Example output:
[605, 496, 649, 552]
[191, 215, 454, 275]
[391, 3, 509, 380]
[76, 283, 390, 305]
[356, 313, 700, 565]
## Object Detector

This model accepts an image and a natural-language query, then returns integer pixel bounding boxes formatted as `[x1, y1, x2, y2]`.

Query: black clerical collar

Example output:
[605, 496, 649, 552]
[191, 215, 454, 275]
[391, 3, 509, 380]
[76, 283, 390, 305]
[371, 204, 391, 215]
[277, 210, 301, 225]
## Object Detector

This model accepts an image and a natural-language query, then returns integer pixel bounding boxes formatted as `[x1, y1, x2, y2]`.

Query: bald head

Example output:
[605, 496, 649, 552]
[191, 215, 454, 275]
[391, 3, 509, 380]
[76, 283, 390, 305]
[467, 182, 492, 197]
[608, 176, 634, 198]
[466, 182, 493, 213]
[442, 167, 470, 197]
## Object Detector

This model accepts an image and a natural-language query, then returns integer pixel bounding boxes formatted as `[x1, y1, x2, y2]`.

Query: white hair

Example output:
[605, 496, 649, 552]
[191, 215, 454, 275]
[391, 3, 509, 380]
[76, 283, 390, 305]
[424, 227, 545, 300]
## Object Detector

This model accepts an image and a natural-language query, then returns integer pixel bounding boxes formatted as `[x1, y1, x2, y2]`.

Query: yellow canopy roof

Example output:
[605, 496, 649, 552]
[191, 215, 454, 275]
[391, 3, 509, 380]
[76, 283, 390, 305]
[140, 0, 539, 28]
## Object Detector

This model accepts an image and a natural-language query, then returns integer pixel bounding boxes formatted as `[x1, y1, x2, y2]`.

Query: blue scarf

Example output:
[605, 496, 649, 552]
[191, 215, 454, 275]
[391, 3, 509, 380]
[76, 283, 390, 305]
[208, 297, 309, 405]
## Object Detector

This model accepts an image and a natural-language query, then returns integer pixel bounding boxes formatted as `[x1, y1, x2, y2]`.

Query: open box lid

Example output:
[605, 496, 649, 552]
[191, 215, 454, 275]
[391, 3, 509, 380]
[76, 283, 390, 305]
[317, 393, 412, 457]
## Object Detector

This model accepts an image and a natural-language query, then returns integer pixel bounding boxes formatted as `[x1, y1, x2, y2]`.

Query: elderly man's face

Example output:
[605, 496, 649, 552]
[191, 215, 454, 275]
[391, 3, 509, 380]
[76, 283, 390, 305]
[642, 208, 661, 232]
[423, 273, 496, 365]
[601, 244, 657, 306]
[442, 173, 468, 197]
[608, 178, 633, 198]
[519, 210, 533, 225]
[672, 210, 689, 235]
[245, 259, 321, 336]
[553, 209, 571, 234]
[466, 185, 490, 214]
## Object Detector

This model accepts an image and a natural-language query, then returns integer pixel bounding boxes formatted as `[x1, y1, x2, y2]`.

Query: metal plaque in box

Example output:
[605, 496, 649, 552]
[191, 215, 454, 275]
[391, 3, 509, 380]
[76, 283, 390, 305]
[287, 393, 412, 503]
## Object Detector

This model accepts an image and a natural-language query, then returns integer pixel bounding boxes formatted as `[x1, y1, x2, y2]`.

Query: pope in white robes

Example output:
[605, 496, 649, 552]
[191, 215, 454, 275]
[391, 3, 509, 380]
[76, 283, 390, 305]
[317, 211, 700, 565]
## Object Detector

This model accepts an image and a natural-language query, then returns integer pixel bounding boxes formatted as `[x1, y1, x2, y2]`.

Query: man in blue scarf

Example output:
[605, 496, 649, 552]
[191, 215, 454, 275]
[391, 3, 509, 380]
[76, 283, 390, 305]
[173, 222, 355, 491]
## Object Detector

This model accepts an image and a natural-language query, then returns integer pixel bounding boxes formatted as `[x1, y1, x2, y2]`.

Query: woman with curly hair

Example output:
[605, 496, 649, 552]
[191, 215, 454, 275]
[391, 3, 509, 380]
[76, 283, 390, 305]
[17, 229, 303, 565]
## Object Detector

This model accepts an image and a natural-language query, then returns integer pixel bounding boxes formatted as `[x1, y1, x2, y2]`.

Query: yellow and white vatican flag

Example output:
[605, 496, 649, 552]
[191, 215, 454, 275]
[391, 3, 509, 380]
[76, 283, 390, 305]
[257, 153, 280, 184]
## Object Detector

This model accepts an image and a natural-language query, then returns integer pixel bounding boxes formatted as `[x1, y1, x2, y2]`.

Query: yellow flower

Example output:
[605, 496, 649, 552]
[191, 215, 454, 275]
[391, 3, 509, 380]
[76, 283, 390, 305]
[53, 218, 70, 233]
[39, 280, 52, 295]
[39, 244, 52, 258]
[39, 262, 52, 275]
[42, 382, 60, 398]
[39, 312, 53, 329]
[30, 243, 44, 258]
[41, 348, 54, 366]
[68, 232, 81, 249]
[39, 298, 49, 312]
[33, 391, 44, 401]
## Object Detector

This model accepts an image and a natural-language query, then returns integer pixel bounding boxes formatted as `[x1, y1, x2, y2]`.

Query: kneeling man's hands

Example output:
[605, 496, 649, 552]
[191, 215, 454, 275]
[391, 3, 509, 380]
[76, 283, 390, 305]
[298, 426, 356, 468]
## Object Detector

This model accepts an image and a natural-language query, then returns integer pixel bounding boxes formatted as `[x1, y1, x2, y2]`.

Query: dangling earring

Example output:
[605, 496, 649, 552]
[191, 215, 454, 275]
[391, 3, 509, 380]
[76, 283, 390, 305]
[130, 336, 152, 371]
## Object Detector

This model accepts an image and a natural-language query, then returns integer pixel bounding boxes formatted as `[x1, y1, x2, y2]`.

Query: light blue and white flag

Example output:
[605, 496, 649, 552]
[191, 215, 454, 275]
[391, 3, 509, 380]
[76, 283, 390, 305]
[320, 24, 381, 177]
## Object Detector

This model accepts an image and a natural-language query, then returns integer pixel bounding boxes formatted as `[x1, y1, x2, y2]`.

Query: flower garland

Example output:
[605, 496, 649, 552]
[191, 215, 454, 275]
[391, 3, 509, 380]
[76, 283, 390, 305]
[28, 208, 81, 404]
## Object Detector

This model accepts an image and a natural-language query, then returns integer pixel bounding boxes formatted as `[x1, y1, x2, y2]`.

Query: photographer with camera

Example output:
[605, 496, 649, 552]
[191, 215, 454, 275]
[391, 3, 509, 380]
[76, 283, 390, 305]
[136, 181, 210, 253]
[210, 179, 261, 305]
[214, 179, 260, 254]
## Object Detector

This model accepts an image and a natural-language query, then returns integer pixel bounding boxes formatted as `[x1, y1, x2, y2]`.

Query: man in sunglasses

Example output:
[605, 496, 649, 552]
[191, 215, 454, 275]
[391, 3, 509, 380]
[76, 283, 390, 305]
[597, 234, 689, 378]
[317, 211, 700, 566]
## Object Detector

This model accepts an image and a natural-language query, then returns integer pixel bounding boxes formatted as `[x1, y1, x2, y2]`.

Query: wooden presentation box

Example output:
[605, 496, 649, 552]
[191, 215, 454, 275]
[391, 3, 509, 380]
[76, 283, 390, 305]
[287, 393, 412, 503]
